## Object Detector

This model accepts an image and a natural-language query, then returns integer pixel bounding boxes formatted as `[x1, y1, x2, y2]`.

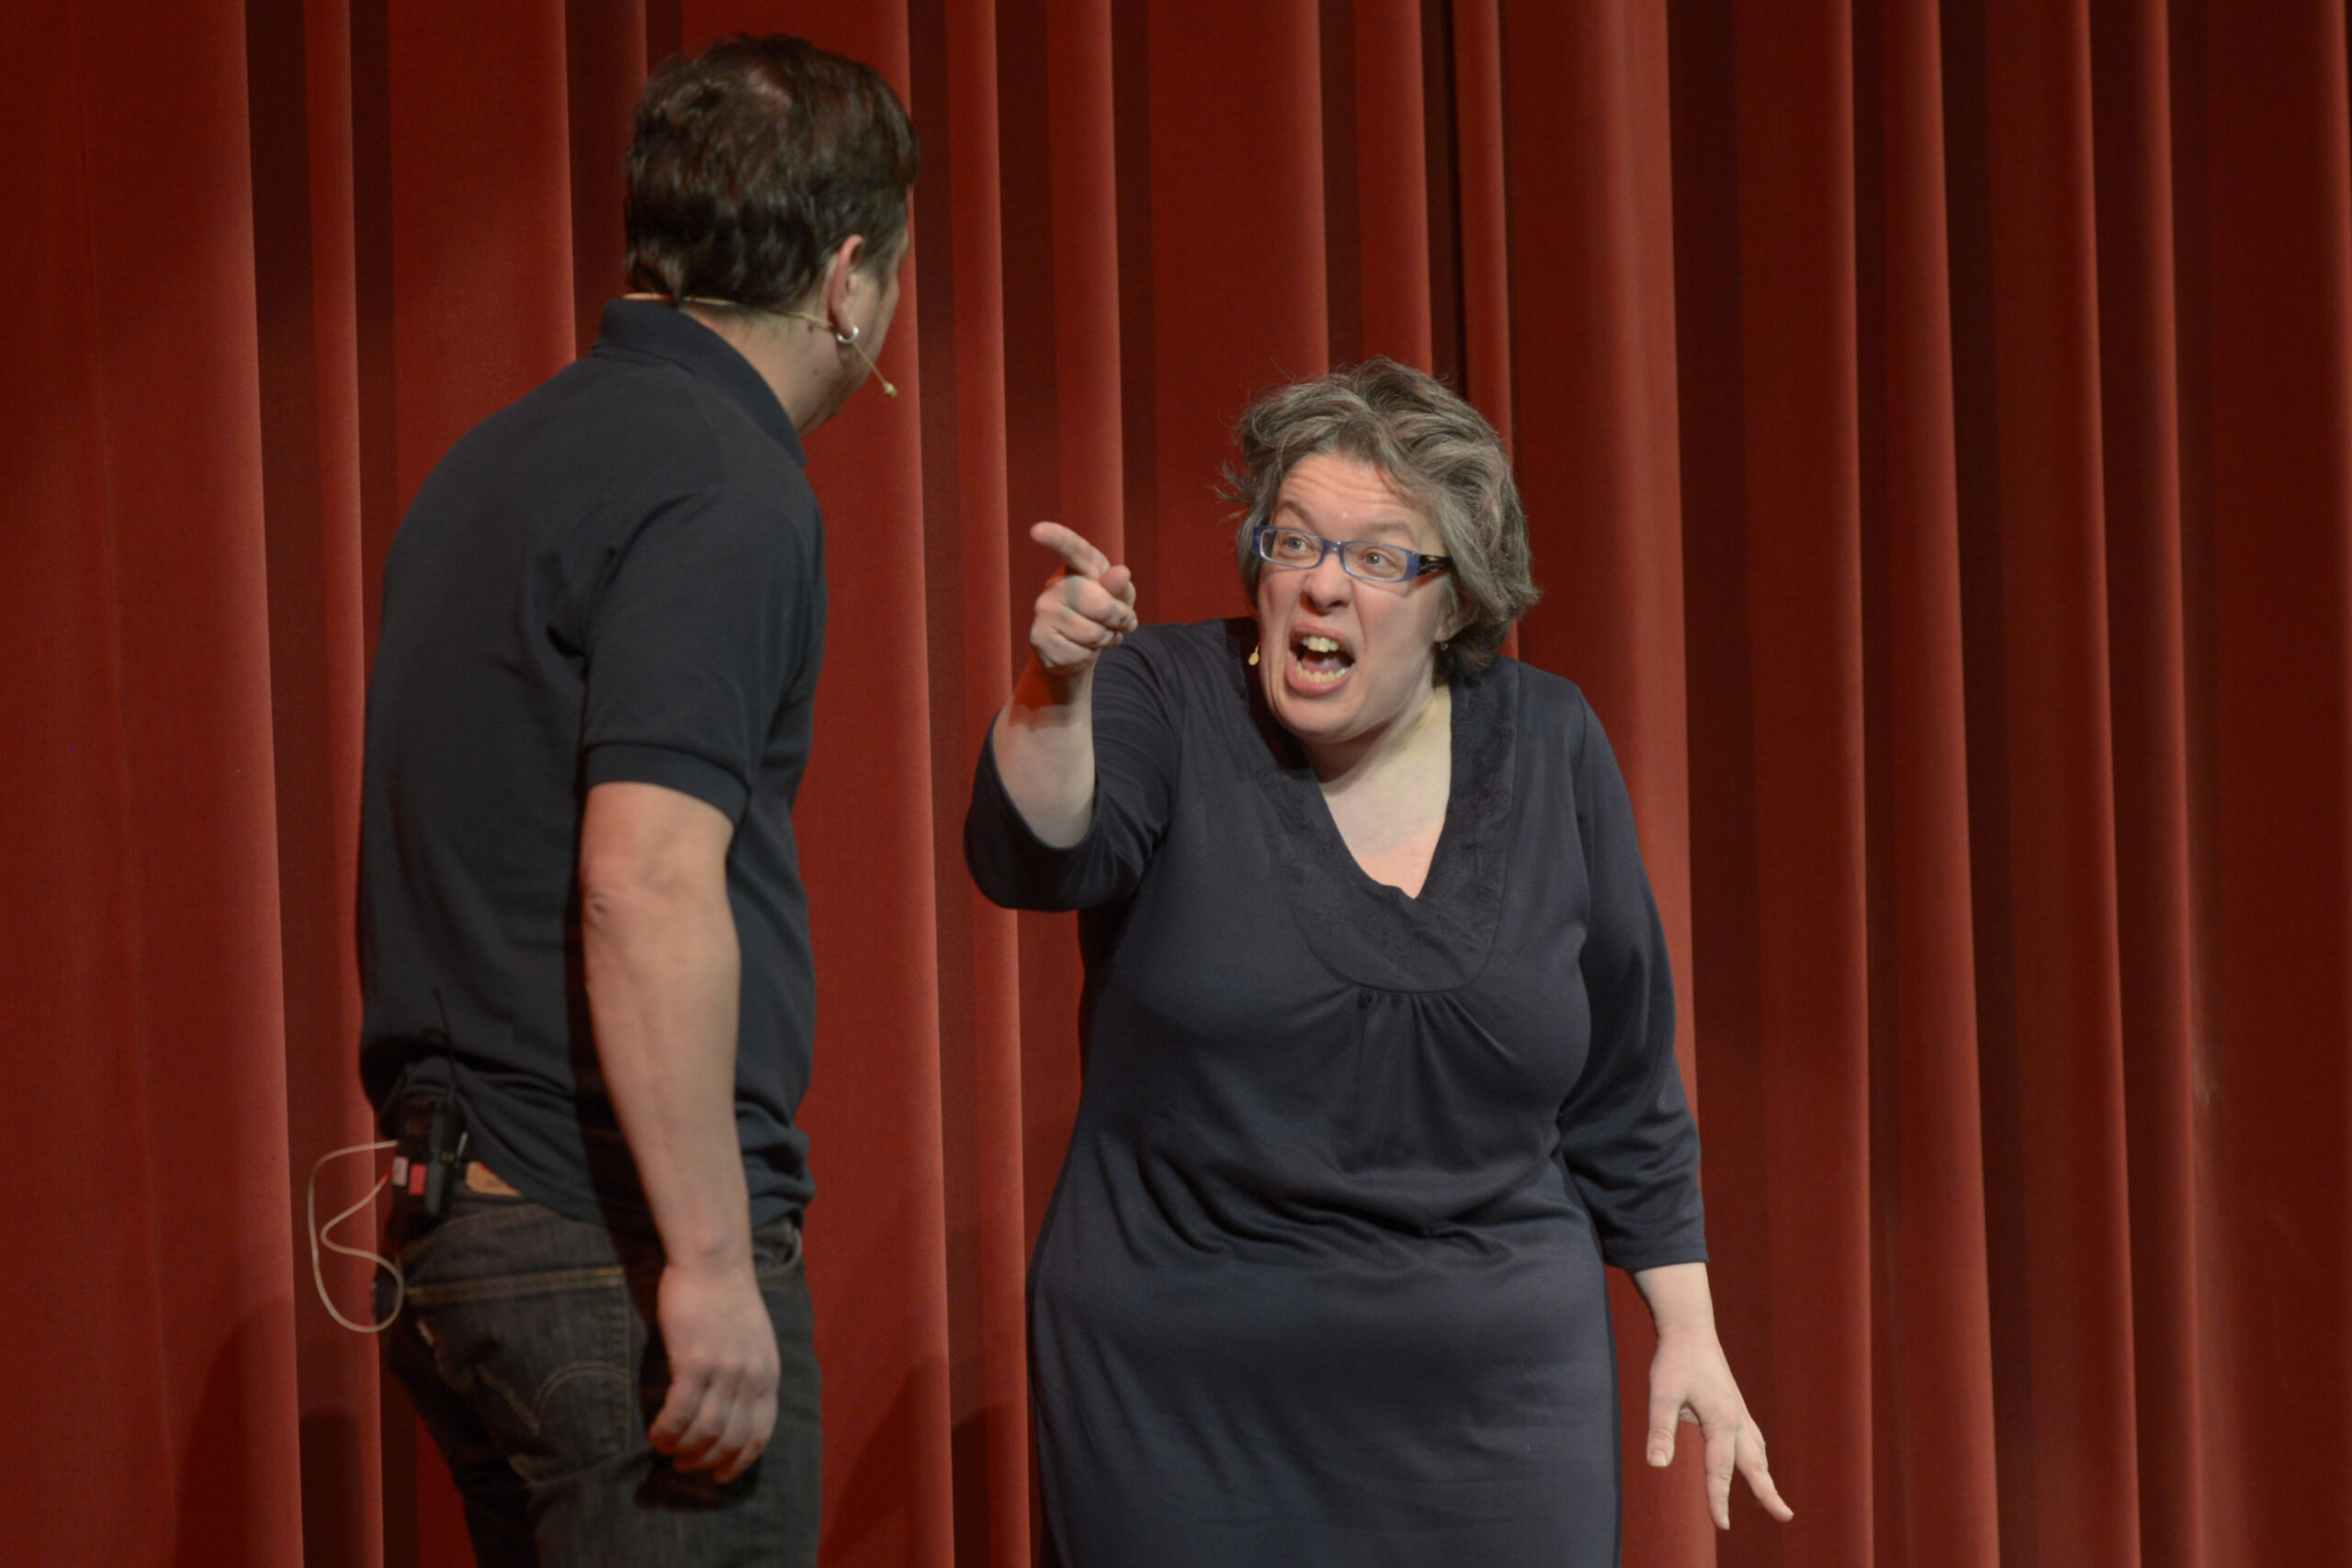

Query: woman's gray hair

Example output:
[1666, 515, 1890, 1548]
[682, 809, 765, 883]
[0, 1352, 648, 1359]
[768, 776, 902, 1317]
[1225, 357, 1538, 678]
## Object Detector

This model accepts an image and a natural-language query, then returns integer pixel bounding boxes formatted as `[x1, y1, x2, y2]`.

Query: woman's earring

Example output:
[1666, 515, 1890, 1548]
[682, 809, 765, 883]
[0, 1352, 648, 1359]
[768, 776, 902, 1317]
[1248, 644, 1261, 667]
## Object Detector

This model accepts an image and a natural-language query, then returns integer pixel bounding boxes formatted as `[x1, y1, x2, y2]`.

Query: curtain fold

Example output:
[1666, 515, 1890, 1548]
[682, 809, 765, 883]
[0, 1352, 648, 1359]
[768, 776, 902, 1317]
[3, 1, 306, 1561]
[2082, 5, 2202, 1567]
[910, 2, 1030, 1562]
[1854, 4, 2002, 1565]
[6, 3, 2348, 1565]
[1698, 5, 1879, 1562]
[1974, 3, 2143, 1563]
[1500, 7, 1704, 1560]
[2200, 6, 2352, 1563]
[249, 0, 383, 1556]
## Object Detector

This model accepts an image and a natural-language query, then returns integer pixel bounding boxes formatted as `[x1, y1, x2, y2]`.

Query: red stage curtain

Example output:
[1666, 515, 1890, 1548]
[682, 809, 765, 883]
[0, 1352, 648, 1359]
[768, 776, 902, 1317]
[4, 3, 2345, 1565]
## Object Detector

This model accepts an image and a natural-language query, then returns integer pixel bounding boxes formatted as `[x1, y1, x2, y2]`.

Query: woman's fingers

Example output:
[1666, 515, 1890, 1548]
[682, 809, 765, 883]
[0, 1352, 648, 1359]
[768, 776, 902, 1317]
[1702, 1409, 1739, 1529]
[1642, 1316, 1791, 1533]
[1027, 523, 1136, 675]
[1031, 520, 1111, 580]
[1099, 560, 1137, 608]
[1057, 571, 1137, 631]
[1694, 1408, 1793, 1530]
[1736, 1424, 1794, 1522]
[1037, 580, 1131, 645]
[1031, 585, 1126, 672]
[1035, 615, 1123, 664]
[1032, 523, 1136, 615]
[1644, 1386, 1683, 1469]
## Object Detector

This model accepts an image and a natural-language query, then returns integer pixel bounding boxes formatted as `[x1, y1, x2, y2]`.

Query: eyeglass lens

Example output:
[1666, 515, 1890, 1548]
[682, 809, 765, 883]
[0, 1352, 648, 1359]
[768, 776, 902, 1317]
[1258, 527, 1414, 582]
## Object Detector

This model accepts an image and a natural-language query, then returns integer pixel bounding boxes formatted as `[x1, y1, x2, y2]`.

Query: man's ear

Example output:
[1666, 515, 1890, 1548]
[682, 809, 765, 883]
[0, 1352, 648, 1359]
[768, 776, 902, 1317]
[822, 235, 870, 325]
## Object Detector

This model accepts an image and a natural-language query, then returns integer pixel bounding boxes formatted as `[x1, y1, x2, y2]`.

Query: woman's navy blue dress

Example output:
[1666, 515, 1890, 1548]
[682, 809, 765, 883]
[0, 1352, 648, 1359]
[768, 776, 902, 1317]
[965, 619, 1706, 1568]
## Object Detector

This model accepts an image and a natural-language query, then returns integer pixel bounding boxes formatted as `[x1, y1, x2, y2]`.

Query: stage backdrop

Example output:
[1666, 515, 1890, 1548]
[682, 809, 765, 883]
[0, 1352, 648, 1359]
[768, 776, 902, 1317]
[4, 1, 2345, 1564]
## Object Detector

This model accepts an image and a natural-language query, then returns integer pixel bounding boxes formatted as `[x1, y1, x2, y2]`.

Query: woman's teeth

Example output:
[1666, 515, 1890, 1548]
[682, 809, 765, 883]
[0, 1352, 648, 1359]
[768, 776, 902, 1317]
[1294, 635, 1351, 685]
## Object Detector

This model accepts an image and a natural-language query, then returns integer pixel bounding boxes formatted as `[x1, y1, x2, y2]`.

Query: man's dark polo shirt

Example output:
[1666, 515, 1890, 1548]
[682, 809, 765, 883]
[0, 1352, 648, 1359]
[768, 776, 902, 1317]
[360, 299, 825, 1226]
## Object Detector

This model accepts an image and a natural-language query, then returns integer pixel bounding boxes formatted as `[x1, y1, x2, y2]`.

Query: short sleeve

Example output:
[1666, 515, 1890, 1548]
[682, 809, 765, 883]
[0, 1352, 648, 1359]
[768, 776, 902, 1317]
[965, 634, 1182, 910]
[1555, 695, 1708, 1271]
[580, 496, 813, 822]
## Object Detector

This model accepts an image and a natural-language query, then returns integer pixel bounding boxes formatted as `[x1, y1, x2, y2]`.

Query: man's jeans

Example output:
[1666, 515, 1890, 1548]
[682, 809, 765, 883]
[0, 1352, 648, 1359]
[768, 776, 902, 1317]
[378, 1181, 821, 1567]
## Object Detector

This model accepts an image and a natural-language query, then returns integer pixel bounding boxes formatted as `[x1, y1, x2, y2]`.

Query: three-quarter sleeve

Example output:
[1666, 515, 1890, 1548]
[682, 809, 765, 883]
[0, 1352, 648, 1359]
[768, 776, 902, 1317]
[964, 634, 1182, 911]
[1554, 696, 1708, 1272]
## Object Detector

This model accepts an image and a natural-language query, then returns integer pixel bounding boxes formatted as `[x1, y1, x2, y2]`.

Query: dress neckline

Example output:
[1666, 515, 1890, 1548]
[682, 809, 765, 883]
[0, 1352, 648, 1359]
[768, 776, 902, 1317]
[1222, 619, 1519, 993]
[1295, 686, 1464, 905]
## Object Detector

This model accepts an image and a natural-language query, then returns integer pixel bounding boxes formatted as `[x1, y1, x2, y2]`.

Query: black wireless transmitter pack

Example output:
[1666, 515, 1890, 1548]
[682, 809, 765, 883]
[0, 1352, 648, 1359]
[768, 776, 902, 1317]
[390, 1087, 469, 1219]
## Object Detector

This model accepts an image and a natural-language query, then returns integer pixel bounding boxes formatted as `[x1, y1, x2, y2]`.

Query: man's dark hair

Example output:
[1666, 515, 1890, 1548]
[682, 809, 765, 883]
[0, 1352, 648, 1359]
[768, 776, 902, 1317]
[625, 35, 919, 310]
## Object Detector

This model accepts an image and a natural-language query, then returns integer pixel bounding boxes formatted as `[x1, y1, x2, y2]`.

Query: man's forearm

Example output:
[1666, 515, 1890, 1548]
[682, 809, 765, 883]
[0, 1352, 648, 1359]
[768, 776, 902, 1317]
[578, 780, 779, 1476]
[581, 789, 750, 1268]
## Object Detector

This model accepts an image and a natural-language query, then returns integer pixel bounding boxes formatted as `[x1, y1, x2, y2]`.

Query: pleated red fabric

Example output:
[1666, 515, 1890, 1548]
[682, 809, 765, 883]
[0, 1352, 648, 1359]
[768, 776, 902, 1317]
[2199, 6, 2352, 1564]
[1979, 5, 2144, 1563]
[1857, 4, 2003, 1564]
[5, 4, 2348, 1565]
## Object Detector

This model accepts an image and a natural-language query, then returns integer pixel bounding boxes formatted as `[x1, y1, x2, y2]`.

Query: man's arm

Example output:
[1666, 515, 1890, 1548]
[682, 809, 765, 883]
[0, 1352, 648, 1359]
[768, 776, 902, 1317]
[579, 779, 776, 1483]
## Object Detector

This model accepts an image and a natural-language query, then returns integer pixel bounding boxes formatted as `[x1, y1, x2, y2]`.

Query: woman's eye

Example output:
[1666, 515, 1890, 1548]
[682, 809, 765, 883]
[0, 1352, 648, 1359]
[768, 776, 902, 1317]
[1358, 548, 1394, 570]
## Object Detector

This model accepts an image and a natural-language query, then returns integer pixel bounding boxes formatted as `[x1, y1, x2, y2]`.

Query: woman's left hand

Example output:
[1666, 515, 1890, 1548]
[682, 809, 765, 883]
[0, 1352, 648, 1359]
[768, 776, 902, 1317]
[1633, 1260, 1793, 1530]
[1645, 1327, 1792, 1529]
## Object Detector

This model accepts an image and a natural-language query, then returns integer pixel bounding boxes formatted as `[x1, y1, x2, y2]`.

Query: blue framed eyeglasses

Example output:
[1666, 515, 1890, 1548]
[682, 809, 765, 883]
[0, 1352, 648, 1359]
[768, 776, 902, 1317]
[1252, 525, 1452, 584]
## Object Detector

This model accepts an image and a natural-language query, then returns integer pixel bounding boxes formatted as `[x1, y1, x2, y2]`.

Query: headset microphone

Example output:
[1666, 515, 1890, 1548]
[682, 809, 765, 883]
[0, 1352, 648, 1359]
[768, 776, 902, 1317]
[678, 296, 899, 399]
[794, 313, 898, 398]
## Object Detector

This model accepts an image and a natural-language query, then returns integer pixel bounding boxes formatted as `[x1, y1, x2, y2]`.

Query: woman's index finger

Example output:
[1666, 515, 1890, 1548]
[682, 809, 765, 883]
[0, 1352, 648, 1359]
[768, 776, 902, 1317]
[1031, 520, 1112, 580]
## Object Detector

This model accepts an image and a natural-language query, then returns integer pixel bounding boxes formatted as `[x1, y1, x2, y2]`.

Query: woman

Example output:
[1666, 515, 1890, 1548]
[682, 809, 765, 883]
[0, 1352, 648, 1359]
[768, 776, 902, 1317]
[966, 360, 1790, 1565]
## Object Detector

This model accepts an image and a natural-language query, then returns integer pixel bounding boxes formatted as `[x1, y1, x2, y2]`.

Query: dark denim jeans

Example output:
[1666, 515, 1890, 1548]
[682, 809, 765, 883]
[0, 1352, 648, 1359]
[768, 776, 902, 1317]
[378, 1183, 820, 1567]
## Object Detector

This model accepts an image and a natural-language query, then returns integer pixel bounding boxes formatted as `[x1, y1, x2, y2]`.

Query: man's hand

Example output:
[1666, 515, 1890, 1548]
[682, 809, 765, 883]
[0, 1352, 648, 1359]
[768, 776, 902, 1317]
[581, 781, 777, 1483]
[649, 1258, 781, 1483]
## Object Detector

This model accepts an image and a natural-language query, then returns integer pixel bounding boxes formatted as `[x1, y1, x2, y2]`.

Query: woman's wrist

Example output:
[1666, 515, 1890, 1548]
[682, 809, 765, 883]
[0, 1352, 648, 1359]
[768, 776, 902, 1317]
[1632, 1259, 1719, 1342]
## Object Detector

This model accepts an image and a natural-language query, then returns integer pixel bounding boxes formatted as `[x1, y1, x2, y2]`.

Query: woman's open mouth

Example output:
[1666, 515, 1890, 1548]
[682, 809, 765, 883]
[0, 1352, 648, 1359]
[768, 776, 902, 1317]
[1290, 633, 1354, 690]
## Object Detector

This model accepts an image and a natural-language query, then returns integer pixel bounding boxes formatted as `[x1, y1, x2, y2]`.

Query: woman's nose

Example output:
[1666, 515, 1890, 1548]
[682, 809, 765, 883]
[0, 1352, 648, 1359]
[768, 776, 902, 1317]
[1301, 555, 1352, 608]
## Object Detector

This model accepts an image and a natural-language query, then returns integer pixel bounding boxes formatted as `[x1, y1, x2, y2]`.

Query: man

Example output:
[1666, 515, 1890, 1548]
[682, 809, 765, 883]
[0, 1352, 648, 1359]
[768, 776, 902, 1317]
[357, 35, 914, 1566]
